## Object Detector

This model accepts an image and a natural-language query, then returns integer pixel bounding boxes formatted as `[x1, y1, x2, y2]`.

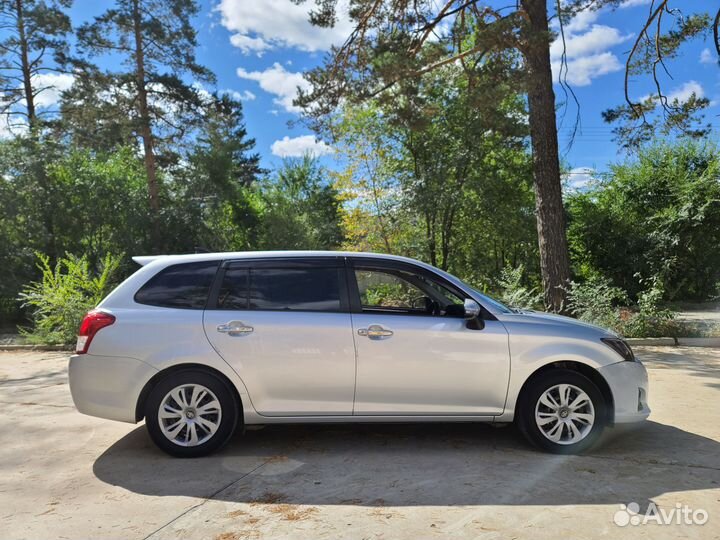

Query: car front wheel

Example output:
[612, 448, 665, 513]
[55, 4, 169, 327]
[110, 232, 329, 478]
[517, 369, 606, 454]
[144, 369, 239, 457]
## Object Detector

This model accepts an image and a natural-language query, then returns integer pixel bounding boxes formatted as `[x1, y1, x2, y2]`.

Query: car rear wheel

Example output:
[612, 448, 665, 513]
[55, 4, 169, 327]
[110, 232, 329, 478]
[517, 369, 606, 454]
[145, 369, 239, 457]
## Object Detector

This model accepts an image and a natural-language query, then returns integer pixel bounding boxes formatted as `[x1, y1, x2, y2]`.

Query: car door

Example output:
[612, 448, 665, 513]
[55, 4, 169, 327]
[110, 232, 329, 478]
[203, 257, 356, 416]
[348, 258, 510, 416]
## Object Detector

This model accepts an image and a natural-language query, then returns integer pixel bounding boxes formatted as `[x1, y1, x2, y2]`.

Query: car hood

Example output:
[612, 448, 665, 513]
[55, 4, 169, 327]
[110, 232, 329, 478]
[498, 310, 617, 337]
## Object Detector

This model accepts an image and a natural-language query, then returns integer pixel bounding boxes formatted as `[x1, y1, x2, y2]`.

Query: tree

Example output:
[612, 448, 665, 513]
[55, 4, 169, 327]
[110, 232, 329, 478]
[75, 0, 215, 248]
[295, 0, 571, 310]
[295, 0, 720, 311]
[567, 140, 720, 301]
[331, 59, 535, 281]
[185, 93, 264, 251]
[0, 0, 72, 133]
[601, 4, 713, 149]
[258, 156, 345, 250]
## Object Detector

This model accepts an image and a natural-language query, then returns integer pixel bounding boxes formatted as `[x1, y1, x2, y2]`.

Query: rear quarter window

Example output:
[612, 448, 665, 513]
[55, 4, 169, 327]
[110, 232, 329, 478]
[134, 261, 219, 309]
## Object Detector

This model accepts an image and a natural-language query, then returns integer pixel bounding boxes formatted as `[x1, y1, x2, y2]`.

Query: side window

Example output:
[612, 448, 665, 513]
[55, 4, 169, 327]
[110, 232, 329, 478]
[216, 265, 342, 312]
[135, 261, 219, 309]
[355, 270, 425, 310]
[354, 268, 464, 316]
[217, 267, 249, 310]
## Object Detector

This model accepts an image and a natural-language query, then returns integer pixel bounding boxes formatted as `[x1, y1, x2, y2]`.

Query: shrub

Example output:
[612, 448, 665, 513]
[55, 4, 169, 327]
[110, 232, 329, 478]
[566, 274, 679, 337]
[566, 276, 627, 331]
[18, 253, 122, 345]
[620, 276, 677, 338]
[496, 265, 543, 310]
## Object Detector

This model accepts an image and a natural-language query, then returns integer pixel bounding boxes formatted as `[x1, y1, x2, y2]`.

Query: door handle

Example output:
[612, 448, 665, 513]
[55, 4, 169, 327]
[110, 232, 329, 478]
[217, 321, 254, 336]
[358, 324, 393, 338]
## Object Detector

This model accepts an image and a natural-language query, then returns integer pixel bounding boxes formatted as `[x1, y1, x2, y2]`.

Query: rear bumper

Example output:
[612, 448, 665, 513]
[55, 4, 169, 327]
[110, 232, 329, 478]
[598, 359, 650, 424]
[68, 354, 158, 423]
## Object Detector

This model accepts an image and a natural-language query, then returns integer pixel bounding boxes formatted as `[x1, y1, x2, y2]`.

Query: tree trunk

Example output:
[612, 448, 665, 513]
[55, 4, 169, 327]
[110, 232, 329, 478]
[15, 0, 36, 131]
[521, 0, 572, 312]
[131, 0, 161, 250]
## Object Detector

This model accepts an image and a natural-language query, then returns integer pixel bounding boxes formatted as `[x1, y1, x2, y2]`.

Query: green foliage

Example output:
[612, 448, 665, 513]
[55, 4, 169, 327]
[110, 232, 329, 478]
[183, 93, 263, 251]
[496, 265, 543, 310]
[601, 10, 713, 149]
[0, 0, 72, 128]
[363, 283, 414, 307]
[46, 147, 152, 262]
[566, 276, 627, 331]
[567, 140, 720, 302]
[258, 156, 344, 250]
[330, 63, 537, 287]
[620, 276, 677, 338]
[566, 274, 678, 338]
[19, 253, 121, 345]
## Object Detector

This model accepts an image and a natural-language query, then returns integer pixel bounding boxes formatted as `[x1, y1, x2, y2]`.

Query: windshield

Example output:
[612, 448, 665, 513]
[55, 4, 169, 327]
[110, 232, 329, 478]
[417, 263, 515, 314]
[470, 289, 514, 314]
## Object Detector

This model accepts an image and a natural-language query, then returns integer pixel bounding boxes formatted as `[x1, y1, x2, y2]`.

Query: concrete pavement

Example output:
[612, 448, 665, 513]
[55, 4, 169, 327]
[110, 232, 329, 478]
[1, 347, 719, 539]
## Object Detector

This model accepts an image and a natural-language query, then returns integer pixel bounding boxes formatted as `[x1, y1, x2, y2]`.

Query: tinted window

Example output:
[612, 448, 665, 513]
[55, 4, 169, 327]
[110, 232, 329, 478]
[217, 267, 249, 310]
[355, 268, 463, 316]
[356, 270, 425, 309]
[243, 267, 341, 312]
[135, 262, 218, 309]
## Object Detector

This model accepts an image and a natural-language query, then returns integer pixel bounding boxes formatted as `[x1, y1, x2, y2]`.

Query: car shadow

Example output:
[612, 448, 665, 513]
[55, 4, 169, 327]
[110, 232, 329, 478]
[93, 420, 720, 509]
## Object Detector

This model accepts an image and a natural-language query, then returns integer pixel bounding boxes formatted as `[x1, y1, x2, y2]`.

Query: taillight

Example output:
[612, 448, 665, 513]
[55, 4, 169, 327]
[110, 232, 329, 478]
[76, 310, 116, 354]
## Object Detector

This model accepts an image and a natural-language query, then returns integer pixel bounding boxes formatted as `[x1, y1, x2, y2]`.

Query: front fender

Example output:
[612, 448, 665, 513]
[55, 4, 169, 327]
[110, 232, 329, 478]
[495, 335, 621, 422]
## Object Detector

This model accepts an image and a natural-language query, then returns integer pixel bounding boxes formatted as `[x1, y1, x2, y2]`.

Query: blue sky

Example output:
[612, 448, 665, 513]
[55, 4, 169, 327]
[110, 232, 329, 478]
[64, 0, 720, 185]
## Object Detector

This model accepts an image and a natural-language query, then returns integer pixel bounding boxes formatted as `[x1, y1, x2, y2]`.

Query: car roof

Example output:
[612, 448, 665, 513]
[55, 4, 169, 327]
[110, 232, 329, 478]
[132, 251, 428, 267]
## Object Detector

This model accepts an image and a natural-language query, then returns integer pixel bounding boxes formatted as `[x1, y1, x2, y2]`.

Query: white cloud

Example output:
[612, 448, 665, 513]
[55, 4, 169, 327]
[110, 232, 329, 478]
[217, 0, 353, 53]
[551, 5, 632, 88]
[553, 52, 622, 86]
[619, 0, 651, 8]
[236, 62, 309, 113]
[224, 89, 256, 101]
[229, 34, 272, 55]
[271, 135, 333, 158]
[0, 114, 27, 139]
[700, 48, 715, 65]
[666, 80, 704, 102]
[565, 8, 600, 33]
[564, 167, 596, 192]
[29, 73, 74, 107]
[551, 25, 632, 60]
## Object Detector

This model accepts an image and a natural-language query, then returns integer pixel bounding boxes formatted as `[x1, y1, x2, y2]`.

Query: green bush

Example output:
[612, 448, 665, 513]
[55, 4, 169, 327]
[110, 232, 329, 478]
[620, 276, 677, 338]
[496, 264, 543, 310]
[566, 274, 678, 337]
[567, 140, 720, 302]
[18, 253, 122, 345]
[566, 276, 627, 331]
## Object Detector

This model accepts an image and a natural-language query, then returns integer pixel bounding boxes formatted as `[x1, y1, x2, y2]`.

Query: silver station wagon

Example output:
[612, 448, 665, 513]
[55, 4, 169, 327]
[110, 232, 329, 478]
[69, 251, 649, 457]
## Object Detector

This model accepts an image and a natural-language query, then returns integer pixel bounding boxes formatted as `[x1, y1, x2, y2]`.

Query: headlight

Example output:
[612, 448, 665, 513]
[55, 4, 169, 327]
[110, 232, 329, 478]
[601, 337, 635, 362]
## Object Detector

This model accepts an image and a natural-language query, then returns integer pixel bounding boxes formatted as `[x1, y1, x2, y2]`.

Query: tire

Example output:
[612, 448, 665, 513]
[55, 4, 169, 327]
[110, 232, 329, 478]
[517, 369, 606, 454]
[144, 369, 239, 458]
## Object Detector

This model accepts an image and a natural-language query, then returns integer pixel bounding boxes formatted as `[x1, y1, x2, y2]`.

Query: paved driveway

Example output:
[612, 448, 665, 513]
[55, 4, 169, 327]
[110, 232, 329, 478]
[1, 347, 719, 539]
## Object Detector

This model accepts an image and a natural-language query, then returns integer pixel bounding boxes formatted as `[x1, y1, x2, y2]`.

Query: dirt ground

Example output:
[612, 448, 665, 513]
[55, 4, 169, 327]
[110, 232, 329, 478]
[1, 346, 719, 540]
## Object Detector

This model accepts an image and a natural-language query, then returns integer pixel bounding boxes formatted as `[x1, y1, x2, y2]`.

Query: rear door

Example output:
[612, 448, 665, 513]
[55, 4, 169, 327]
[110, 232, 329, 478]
[348, 258, 510, 416]
[203, 257, 356, 416]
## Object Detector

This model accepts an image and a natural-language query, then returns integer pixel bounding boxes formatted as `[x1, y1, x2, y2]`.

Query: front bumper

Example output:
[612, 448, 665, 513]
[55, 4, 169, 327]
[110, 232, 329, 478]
[68, 354, 158, 423]
[598, 359, 650, 423]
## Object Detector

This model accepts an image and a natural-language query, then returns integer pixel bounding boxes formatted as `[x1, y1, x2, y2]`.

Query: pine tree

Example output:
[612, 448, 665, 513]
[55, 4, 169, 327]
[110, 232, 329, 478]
[76, 0, 215, 249]
[0, 0, 72, 133]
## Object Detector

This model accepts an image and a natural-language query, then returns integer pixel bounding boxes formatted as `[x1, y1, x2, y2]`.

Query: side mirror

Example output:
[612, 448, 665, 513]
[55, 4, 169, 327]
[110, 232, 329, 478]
[463, 299, 481, 320]
[464, 299, 484, 330]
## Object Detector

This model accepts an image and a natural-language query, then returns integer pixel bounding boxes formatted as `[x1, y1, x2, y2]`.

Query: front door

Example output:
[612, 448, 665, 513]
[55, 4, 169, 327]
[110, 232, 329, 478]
[203, 258, 356, 416]
[349, 259, 510, 416]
